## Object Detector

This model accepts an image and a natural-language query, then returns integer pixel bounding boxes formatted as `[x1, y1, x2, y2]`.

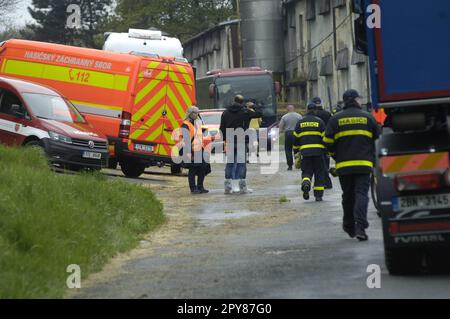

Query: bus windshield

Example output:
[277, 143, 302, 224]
[215, 75, 276, 117]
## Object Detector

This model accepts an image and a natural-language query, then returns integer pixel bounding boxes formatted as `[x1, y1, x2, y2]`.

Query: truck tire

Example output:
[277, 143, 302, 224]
[171, 164, 182, 175]
[120, 159, 146, 178]
[385, 246, 423, 275]
[371, 174, 382, 218]
[425, 248, 450, 274]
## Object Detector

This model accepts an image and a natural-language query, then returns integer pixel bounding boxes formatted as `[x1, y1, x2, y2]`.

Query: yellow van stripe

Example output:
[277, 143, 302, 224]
[146, 124, 164, 142]
[170, 65, 193, 86]
[3, 59, 129, 91]
[71, 100, 122, 111]
[166, 86, 186, 119]
[134, 71, 167, 105]
[132, 88, 167, 122]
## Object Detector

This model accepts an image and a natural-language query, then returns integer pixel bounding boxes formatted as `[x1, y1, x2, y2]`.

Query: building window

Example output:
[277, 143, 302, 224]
[306, 0, 316, 21]
[333, 0, 346, 8]
[351, 50, 367, 65]
[336, 48, 349, 70]
[320, 55, 333, 76]
[318, 0, 331, 15]
[308, 60, 318, 81]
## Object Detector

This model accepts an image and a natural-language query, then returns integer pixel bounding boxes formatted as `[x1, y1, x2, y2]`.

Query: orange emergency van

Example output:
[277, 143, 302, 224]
[0, 39, 196, 177]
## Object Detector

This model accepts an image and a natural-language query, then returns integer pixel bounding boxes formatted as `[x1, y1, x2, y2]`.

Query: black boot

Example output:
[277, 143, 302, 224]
[198, 187, 209, 194]
[355, 225, 369, 241]
[301, 181, 311, 200]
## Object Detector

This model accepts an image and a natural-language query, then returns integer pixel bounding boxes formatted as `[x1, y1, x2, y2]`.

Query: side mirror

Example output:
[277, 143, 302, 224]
[208, 84, 216, 98]
[11, 104, 24, 118]
[274, 82, 281, 95]
[354, 16, 368, 55]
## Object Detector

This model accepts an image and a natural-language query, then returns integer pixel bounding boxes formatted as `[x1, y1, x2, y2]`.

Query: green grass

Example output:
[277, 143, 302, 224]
[0, 146, 165, 298]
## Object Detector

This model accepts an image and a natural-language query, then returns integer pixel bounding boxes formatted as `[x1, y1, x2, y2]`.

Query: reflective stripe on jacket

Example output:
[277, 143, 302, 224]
[293, 114, 326, 157]
[182, 119, 208, 152]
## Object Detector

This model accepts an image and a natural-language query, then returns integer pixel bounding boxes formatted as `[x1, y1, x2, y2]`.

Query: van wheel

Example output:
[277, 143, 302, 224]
[120, 159, 146, 178]
[25, 140, 46, 157]
[108, 158, 118, 170]
[385, 246, 423, 275]
[170, 165, 182, 175]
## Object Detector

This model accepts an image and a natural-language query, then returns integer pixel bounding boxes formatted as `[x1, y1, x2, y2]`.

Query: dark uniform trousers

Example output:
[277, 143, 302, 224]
[284, 130, 295, 168]
[339, 174, 371, 231]
[301, 155, 326, 198]
[188, 164, 206, 191]
[323, 154, 333, 188]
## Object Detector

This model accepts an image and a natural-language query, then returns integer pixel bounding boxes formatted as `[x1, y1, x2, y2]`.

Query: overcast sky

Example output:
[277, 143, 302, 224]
[16, 0, 33, 25]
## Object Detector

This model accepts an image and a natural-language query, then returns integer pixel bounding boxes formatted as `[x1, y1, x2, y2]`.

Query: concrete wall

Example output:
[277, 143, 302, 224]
[283, 0, 370, 109]
[183, 20, 241, 79]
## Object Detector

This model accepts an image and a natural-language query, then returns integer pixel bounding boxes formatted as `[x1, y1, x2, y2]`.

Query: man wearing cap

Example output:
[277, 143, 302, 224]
[293, 103, 327, 201]
[323, 89, 380, 241]
[279, 105, 302, 171]
[312, 97, 333, 189]
[220, 95, 262, 194]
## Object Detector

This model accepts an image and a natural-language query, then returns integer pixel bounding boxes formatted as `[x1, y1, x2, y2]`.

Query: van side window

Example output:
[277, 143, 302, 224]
[0, 90, 26, 117]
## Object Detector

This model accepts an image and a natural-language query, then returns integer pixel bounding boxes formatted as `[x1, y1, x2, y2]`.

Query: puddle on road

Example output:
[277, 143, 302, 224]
[197, 209, 260, 227]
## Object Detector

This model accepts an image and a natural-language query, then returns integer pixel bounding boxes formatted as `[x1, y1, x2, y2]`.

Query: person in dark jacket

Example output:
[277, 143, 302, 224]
[293, 103, 327, 201]
[220, 95, 262, 194]
[323, 89, 380, 241]
[180, 106, 211, 194]
[313, 96, 333, 189]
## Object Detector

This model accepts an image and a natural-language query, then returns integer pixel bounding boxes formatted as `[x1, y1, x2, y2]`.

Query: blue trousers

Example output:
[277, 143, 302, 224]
[225, 146, 247, 180]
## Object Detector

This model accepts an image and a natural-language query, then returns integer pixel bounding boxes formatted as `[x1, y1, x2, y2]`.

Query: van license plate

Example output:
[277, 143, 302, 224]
[83, 152, 102, 160]
[135, 144, 154, 152]
[393, 194, 450, 212]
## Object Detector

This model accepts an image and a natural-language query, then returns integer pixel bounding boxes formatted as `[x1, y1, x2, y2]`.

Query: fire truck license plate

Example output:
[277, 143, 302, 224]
[134, 144, 154, 152]
[83, 151, 102, 160]
[392, 194, 450, 212]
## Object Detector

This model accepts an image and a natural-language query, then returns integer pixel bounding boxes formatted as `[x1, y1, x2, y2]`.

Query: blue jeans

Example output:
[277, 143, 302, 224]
[225, 146, 247, 180]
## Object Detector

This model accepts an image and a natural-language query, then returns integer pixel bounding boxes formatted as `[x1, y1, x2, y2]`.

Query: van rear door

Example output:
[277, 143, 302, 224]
[159, 63, 195, 157]
[130, 60, 169, 155]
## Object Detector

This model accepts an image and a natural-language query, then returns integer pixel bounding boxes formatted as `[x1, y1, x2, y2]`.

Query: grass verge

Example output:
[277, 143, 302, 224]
[0, 146, 165, 298]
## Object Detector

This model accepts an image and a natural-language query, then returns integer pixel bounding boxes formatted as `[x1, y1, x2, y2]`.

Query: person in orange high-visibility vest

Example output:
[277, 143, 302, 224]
[180, 106, 212, 194]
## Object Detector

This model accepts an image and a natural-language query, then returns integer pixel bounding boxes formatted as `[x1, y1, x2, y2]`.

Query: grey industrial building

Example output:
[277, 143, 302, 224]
[183, 0, 370, 110]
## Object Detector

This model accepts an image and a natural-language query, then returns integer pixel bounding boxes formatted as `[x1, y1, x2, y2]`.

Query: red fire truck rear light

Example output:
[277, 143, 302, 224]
[445, 169, 450, 187]
[394, 172, 442, 192]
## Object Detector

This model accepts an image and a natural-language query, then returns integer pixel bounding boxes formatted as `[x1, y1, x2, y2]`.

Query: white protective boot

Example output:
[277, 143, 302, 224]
[239, 179, 253, 194]
[232, 180, 240, 193]
[224, 179, 232, 195]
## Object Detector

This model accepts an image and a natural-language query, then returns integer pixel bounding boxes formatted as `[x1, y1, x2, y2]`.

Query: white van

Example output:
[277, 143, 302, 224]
[103, 29, 184, 58]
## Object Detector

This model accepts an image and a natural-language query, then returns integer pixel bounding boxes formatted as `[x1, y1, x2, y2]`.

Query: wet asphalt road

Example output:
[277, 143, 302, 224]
[74, 152, 450, 299]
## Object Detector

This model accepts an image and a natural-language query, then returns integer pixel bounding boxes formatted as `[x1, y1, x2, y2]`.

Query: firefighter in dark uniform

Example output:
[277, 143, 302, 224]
[323, 90, 380, 241]
[312, 97, 333, 189]
[293, 103, 327, 202]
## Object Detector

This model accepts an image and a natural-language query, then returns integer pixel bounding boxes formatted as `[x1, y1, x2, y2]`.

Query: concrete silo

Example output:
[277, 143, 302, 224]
[239, 0, 285, 73]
